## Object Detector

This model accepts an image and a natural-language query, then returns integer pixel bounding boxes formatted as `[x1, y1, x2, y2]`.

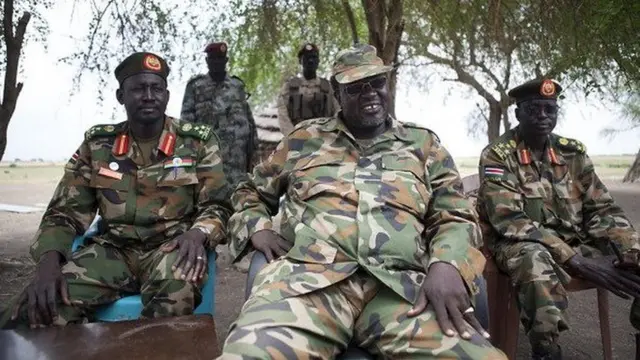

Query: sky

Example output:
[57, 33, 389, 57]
[3, 2, 639, 162]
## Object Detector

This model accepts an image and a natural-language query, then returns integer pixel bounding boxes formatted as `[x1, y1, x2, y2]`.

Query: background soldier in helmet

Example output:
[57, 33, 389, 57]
[277, 43, 339, 135]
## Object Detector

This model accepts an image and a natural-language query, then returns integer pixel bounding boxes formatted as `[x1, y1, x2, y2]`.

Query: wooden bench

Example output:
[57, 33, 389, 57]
[0, 314, 219, 360]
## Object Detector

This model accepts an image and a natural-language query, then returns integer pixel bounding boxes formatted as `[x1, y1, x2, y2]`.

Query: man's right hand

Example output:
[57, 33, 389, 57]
[250, 230, 292, 263]
[565, 254, 640, 300]
[11, 251, 71, 328]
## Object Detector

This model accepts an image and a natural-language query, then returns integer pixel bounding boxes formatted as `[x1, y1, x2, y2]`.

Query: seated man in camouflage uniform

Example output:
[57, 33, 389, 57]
[219, 45, 506, 359]
[0, 52, 231, 329]
[477, 78, 640, 360]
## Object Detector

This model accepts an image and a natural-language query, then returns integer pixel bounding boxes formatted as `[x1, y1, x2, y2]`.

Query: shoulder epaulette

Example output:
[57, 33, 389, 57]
[489, 138, 517, 161]
[186, 74, 207, 87]
[555, 135, 587, 154]
[176, 122, 214, 142]
[230, 75, 245, 87]
[319, 77, 332, 92]
[84, 123, 122, 140]
[402, 122, 440, 143]
[288, 77, 302, 89]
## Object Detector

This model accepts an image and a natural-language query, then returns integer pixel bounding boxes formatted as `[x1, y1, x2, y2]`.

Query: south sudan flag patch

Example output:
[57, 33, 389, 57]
[484, 166, 506, 179]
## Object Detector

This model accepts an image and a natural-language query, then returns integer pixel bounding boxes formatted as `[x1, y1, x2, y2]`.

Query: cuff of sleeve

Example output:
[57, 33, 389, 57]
[425, 247, 486, 297]
[541, 230, 578, 264]
[191, 220, 225, 249]
[29, 227, 76, 263]
[229, 215, 274, 263]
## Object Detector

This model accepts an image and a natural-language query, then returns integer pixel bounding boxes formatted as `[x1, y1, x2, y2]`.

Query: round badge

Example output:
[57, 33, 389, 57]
[540, 79, 556, 97]
[109, 162, 119, 171]
[509, 140, 516, 148]
[182, 123, 193, 131]
[559, 138, 569, 145]
[220, 44, 227, 52]
[305, 44, 313, 50]
[172, 158, 182, 166]
[104, 125, 115, 132]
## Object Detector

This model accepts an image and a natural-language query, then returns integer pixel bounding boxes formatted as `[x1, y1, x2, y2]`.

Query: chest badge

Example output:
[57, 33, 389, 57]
[109, 162, 119, 171]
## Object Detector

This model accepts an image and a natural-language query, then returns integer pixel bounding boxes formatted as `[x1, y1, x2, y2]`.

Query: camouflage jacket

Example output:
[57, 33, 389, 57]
[276, 76, 339, 135]
[477, 127, 639, 264]
[228, 115, 485, 304]
[30, 117, 232, 263]
[180, 74, 258, 190]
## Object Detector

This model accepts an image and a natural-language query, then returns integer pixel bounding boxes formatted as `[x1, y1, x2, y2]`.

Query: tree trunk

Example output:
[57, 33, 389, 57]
[361, 0, 404, 119]
[0, 3, 31, 161]
[487, 101, 502, 142]
[623, 148, 640, 183]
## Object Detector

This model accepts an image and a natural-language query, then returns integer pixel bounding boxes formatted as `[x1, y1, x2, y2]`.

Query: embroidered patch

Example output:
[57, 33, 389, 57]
[163, 157, 194, 169]
[484, 166, 506, 179]
[98, 167, 123, 180]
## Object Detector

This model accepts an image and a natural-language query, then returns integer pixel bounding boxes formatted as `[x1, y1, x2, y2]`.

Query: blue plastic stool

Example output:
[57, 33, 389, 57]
[71, 216, 216, 321]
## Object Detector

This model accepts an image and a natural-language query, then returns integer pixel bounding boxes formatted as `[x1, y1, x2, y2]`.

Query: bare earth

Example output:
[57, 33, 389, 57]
[1, 164, 639, 359]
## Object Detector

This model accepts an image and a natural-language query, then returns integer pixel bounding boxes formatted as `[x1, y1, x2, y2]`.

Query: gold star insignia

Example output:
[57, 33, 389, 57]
[182, 123, 193, 131]
[104, 125, 115, 132]
[559, 138, 569, 145]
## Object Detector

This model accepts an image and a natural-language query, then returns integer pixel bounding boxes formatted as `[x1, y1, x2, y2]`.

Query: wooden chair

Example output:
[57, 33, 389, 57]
[461, 174, 612, 360]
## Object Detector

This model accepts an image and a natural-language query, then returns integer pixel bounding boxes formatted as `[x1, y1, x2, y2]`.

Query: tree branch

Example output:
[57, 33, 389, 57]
[3, 0, 14, 47]
[423, 50, 499, 104]
[341, 0, 359, 45]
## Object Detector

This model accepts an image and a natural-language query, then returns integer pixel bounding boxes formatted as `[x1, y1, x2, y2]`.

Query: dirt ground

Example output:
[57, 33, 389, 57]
[1, 167, 639, 359]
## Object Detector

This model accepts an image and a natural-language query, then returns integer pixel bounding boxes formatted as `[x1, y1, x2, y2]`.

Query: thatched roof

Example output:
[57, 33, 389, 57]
[254, 106, 283, 144]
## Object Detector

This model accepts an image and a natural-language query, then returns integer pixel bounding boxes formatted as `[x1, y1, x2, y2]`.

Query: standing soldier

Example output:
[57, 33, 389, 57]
[477, 78, 640, 360]
[181, 41, 258, 192]
[277, 42, 339, 135]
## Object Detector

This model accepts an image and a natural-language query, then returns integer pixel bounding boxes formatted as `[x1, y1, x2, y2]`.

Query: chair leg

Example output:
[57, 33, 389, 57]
[597, 288, 612, 360]
[487, 269, 519, 360]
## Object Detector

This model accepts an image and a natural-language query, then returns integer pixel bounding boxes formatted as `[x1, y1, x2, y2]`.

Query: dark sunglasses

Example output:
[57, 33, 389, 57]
[520, 103, 560, 116]
[344, 76, 387, 96]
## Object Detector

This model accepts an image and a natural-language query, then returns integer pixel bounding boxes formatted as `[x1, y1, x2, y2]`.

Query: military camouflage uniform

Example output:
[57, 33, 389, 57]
[276, 76, 339, 135]
[217, 111, 505, 359]
[0, 117, 231, 329]
[181, 74, 258, 191]
[477, 127, 640, 351]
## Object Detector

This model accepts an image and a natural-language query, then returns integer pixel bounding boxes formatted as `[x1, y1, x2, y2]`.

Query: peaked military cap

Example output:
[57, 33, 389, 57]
[332, 44, 392, 84]
[205, 42, 228, 57]
[298, 43, 319, 59]
[508, 78, 563, 103]
[114, 52, 170, 84]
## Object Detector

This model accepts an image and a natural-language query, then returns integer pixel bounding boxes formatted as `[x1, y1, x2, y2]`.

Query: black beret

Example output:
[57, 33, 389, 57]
[508, 78, 563, 103]
[114, 52, 170, 84]
[298, 43, 319, 59]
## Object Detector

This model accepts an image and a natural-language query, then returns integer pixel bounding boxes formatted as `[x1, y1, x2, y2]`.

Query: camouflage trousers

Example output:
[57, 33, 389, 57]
[493, 240, 640, 353]
[218, 266, 506, 360]
[0, 241, 203, 329]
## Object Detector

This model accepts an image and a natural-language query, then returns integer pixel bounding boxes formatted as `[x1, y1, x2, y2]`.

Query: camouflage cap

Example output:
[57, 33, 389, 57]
[332, 44, 392, 84]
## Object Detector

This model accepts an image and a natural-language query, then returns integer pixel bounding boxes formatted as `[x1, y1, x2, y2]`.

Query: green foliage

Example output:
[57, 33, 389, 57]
[222, 0, 368, 105]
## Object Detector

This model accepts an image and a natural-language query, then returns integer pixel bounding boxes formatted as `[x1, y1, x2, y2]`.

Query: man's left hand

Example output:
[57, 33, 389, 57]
[160, 229, 207, 283]
[407, 262, 489, 340]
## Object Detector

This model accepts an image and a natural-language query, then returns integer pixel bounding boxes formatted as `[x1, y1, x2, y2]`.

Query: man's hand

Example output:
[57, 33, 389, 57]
[250, 229, 292, 263]
[566, 254, 640, 300]
[11, 251, 71, 328]
[407, 262, 489, 340]
[161, 229, 208, 283]
[613, 249, 640, 273]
